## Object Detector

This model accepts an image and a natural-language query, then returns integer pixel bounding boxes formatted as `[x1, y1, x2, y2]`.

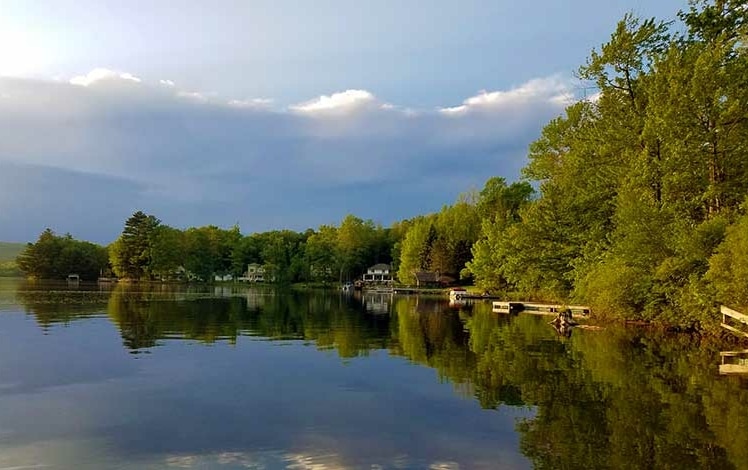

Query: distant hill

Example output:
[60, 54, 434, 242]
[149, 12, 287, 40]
[0, 242, 26, 263]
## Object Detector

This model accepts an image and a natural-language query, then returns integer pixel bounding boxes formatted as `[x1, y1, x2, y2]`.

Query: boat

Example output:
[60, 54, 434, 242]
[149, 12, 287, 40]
[448, 287, 468, 300]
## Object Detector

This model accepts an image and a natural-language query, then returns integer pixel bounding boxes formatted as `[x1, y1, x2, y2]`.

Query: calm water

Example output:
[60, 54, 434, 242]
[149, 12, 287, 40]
[0, 280, 747, 470]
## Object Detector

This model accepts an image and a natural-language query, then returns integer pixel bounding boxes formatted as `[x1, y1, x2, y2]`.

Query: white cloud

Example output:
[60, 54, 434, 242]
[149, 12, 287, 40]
[69, 68, 142, 87]
[290, 89, 376, 114]
[228, 98, 274, 109]
[159, 79, 176, 87]
[177, 90, 210, 102]
[439, 76, 571, 115]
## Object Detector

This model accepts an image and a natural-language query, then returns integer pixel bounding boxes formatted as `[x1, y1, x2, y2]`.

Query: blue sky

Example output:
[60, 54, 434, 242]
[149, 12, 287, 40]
[0, 0, 687, 243]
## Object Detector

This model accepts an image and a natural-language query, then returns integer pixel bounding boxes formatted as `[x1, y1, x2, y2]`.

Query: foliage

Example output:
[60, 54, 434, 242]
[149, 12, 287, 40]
[396, 196, 481, 285]
[16, 229, 108, 280]
[465, 1, 748, 327]
[109, 211, 161, 280]
[707, 211, 748, 308]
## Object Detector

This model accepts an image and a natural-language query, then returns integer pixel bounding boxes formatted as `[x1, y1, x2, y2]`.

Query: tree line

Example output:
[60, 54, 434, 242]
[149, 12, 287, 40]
[465, 0, 748, 328]
[14, 1, 748, 329]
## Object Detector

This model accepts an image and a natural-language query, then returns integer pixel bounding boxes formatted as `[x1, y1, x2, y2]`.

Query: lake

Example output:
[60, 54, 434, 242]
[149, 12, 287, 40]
[0, 279, 746, 469]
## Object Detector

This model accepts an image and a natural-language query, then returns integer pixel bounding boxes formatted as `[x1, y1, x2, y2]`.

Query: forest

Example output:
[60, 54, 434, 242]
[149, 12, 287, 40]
[14, 0, 748, 330]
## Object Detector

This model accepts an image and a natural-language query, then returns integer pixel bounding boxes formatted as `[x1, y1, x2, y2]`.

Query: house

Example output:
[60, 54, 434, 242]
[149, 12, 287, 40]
[245, 263, 265, 282]
[413, 271, 440, 288]
[214, 274, 234, 282]
[362, 263, 394, 284]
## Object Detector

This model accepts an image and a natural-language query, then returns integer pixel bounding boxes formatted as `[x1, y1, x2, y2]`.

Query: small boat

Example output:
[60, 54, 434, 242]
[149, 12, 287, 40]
[448, 288, 468, 300]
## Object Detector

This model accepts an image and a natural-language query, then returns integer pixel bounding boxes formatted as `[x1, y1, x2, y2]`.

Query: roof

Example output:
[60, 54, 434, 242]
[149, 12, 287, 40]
[439, 275, 457, 284]
[414, 271, 439, 282]
[369, 263, 391, 270]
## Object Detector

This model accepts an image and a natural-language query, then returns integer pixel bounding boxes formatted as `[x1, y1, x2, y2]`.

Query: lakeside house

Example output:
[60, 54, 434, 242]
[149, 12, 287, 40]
[362, 263, 394, 284]
[242, 263, 265, 282]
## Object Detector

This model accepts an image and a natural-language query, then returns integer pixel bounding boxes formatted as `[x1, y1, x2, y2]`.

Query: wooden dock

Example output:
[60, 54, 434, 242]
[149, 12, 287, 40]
[719, 350, 748, 375]
[721, 305, 748, 339]
[492, 301, 590, 317]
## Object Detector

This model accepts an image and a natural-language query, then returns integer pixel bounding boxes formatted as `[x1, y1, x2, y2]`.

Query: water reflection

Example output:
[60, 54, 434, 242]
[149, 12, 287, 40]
[2, 281, 748, 468]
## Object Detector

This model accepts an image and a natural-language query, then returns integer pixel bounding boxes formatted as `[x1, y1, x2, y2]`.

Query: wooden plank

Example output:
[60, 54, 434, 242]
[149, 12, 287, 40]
[491, 301, 590, 316]
[719, 364, 748, 375]
[721, 305, 748, 324]
[721, 322, 748, 339]
[492, 301, 522, 314]
[719, 350, 748, 357]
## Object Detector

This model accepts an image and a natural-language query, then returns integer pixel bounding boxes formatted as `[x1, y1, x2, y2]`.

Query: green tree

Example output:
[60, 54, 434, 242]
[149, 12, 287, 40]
[109, 211, 160, 280]
[17, 229, 108, 280]
[150, 225, 185, 280]
[706, 211, 748, 308]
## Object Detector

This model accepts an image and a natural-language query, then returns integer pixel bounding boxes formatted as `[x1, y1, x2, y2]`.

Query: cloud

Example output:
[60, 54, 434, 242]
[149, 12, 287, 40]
[228, 98, 274, 109]
[69, 68, 142, 87]
[439, 76, 572, 115]
[0, 69, 573, 242]
[290, 89, 379, 115]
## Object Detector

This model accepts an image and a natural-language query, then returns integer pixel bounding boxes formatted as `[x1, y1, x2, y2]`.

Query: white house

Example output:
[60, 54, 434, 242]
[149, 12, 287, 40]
[362, 263, 393, 283]
[245, 263, 265, 282]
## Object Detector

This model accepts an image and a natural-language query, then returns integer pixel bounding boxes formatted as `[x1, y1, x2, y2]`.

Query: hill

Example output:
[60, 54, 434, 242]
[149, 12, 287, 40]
[0, 242, 25, 263]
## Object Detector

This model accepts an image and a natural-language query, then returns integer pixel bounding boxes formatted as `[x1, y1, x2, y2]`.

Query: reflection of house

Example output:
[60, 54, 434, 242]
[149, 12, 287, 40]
[720, 350, 748, 375]
[363, 263, 393, 283]
[363, 293, 392, 314]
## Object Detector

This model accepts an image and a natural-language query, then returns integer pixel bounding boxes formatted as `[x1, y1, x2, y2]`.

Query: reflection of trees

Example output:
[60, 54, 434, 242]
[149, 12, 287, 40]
[246, 291, 392, 357]
[13, 280, 110, 328]
[388, 296, 748, 469]
[391, 297, 475, 388]
[105, 286, 393, 357]
[14, 283, 748, 468]
[107, 285, 249, 350]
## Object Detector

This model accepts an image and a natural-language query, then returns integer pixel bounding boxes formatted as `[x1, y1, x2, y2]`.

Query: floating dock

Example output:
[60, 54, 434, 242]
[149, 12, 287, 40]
[492, 301, 590, 317]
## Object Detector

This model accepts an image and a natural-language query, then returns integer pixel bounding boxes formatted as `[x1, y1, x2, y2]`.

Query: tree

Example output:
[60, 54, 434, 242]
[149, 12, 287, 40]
[397, 216, 436, 284]
[110, 211, 160, 280]
[306, 225, 339, 282]
[707, 211, 748, 307]
[150, 225, 185, 280]
[17, 229, 108, 280]
[336, 215, 376, 281]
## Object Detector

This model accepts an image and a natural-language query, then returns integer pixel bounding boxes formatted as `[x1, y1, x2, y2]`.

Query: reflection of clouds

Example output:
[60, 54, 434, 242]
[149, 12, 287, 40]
[284, 452, 346, 470]
[157, 450, 470, 470]
[161, 450, 349, 469]
[430, 461, 461, 470]
[165, 455, 197, 467]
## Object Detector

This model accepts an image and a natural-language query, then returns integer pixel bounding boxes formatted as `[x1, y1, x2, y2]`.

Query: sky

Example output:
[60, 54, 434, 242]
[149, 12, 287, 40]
[0, 0, 687, 243]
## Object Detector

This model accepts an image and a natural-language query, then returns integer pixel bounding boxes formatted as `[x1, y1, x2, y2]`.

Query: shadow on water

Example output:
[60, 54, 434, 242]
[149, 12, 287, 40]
[5, 280, 748, 468]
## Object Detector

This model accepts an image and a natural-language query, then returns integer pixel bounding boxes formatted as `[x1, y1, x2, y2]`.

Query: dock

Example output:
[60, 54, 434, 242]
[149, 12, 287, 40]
[492, 301, 590, 317]
[720, 305, 748, 339]
[719, 349, 748, 375]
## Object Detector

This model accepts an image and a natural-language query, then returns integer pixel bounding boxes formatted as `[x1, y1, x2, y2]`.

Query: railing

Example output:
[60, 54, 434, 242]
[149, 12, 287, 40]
[721, 305, 748, 339]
